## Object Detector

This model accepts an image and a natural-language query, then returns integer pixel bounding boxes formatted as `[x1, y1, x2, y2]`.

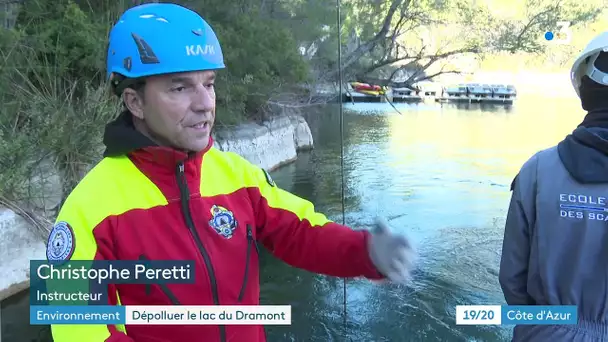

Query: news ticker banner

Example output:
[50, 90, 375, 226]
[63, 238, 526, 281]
[456, 305, 577, 325]
[31, 304, 576, 326]
[31, 305, 291, 325]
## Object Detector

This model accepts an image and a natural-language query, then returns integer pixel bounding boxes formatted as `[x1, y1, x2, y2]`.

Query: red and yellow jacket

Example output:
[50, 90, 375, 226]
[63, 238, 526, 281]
[47, 112, 383, 342]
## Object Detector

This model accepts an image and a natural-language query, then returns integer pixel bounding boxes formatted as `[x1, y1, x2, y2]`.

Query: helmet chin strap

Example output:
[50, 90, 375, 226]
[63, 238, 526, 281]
[584, 51, 608, 87]
[586, 67, 608, 86]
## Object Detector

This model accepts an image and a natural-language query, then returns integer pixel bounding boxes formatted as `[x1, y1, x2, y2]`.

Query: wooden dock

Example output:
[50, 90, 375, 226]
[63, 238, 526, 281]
[343, 81, 517, 105]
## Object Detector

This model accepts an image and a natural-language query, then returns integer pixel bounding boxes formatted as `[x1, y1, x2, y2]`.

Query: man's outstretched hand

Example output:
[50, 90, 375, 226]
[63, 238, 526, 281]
[367, 217, 416, 284]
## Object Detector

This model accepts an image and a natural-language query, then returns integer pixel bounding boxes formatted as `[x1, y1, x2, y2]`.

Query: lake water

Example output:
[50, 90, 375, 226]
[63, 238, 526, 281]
[1, 94, 585, 341]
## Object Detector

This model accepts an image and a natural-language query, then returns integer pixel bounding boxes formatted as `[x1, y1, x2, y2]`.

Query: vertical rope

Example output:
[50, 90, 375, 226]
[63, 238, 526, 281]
[335, 0, 348, 337]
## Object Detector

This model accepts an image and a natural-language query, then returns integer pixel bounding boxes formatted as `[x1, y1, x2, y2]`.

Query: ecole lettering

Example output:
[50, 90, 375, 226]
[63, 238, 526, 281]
[559, 194, 606, 206]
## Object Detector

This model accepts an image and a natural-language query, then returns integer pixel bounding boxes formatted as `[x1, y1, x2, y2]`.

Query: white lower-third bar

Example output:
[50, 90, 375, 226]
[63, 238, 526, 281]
[125, 305, 291, 325]
[455, 305, 502, 325]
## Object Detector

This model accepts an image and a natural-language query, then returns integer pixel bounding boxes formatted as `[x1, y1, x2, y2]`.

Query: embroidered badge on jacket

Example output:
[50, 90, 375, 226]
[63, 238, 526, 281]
[47, 221, 75, 262]
[209, 205, 238, 239]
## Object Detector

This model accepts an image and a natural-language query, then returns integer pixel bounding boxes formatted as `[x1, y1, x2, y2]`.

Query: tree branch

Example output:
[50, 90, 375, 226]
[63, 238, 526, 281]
[327, 0, 404, 78]
[366, 44, 426, 76]
[413, 69, 462, 84]
[509, 7, 556, 52]
[366, 45, 479, 80]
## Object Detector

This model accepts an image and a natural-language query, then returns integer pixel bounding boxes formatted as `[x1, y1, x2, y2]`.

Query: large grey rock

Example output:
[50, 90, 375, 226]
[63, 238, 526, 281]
[0, 207, 46, 301]
[290, 115, 314, 151]
[214, 114, 314, 170]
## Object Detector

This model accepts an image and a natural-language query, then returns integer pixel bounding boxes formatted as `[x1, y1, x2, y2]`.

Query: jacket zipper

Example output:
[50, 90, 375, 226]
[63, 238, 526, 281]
[176, 161, 226, 342]
[237, 225, 259, 302]
[140, 255, 181, 305]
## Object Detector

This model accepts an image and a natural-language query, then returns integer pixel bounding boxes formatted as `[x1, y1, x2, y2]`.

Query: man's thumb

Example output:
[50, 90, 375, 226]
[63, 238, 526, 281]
[373, 216, 391, 235]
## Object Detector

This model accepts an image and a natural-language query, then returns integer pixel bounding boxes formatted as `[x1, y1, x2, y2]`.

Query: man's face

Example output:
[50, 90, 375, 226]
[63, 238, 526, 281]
[127, 70, 216, 152]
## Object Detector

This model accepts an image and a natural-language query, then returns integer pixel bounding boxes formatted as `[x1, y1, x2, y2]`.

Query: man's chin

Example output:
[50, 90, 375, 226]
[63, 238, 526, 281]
[183, 137, 211, 153]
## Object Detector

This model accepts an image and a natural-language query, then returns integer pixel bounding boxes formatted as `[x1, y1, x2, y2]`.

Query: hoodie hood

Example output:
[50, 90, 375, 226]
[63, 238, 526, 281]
[558, 120, 608, 183]
[560, 52, 608, 183]
[102, 110, 159, 157]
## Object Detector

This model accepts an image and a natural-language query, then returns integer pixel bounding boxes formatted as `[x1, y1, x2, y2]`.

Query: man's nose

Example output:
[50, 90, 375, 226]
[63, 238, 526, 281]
[191, 85, 214, 111]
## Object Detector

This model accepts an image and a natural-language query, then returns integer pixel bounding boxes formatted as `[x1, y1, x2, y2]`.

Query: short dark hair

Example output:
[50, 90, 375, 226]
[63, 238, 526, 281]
[110, 73, 147, 112]
[110, 73, 147, 97]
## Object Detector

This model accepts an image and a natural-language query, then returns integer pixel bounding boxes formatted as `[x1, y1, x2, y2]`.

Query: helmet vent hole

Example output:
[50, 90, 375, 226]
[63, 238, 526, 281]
[131, 33, 160, 64]
[123, 57, 132, 71]
[137, 14, 168, 23]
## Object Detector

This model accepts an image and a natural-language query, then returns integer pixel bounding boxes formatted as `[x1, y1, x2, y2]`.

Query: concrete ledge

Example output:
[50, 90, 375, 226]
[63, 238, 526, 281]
[213, 114, 314, 171]
[0, 207, 46, 301]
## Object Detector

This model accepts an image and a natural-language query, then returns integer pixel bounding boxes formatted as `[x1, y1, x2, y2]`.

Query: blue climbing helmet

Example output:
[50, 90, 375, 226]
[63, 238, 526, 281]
[106, 3, 225, 91]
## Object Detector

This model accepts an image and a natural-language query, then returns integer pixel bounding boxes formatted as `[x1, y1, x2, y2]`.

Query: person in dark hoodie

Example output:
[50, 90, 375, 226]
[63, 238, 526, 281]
[45, 3, 416, 342]
[499, 31, 608, 341]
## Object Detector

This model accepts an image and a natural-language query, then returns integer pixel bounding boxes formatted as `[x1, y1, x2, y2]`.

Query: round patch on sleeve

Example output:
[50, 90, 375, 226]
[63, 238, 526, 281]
[46, 221, 75, 262]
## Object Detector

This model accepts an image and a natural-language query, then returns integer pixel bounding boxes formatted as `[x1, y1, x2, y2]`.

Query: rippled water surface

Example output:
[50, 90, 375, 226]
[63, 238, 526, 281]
[261, 96, 583, 341]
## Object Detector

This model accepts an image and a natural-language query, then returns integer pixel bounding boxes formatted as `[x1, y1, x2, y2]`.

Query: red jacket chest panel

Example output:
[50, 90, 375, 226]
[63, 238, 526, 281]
[111, 188, 260, 307]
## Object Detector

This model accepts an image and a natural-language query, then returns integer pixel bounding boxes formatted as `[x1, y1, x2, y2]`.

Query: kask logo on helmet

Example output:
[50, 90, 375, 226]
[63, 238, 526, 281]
[186, 44, 216, 56]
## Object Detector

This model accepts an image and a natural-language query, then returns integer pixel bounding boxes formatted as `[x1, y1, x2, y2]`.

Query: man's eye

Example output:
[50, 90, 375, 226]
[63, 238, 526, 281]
[172, 86, 186, 92]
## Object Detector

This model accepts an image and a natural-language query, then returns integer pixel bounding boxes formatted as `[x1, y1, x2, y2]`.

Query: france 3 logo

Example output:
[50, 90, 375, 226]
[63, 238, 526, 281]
[544, 21, 572, 45]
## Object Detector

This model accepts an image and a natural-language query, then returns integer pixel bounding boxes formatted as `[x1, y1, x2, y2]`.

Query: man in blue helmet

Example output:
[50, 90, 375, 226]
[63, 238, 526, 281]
[45, 3, 416, 342]
[500, 31, 608, 341]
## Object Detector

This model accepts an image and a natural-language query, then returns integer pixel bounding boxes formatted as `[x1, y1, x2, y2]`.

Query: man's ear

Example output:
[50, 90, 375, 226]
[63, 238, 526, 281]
[122, 88, 145, 120]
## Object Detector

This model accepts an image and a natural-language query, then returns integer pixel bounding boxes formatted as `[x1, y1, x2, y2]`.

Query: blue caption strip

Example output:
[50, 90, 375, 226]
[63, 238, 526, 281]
[502, 305, 576, 325]
[31, 305, 126, 325]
